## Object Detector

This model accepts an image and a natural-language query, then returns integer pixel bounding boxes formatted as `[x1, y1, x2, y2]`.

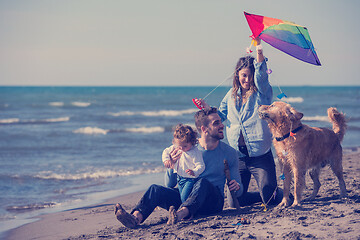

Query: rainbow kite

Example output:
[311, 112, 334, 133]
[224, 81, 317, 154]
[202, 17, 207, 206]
[244, 12, 321, 66]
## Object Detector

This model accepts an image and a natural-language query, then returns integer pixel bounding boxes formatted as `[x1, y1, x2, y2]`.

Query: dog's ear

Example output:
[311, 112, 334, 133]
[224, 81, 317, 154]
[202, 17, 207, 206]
[286, 107, 303, 121]
[289, 107, 303, 120]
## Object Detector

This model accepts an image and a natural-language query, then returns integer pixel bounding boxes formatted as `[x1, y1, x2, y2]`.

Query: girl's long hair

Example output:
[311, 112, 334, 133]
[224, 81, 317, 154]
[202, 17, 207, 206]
[232, 56, 258, 103]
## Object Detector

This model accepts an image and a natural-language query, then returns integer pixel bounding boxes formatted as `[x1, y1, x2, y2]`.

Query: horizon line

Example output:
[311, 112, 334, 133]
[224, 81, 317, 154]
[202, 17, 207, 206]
[0, 85, 359, 88]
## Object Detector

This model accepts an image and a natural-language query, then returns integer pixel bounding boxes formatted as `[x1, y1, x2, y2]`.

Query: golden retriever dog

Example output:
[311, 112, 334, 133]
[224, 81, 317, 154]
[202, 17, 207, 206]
[258, 101, 347, 207]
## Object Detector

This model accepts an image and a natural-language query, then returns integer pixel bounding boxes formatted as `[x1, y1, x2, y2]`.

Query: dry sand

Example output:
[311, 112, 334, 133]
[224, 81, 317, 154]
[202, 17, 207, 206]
[5, 148, 360, 240]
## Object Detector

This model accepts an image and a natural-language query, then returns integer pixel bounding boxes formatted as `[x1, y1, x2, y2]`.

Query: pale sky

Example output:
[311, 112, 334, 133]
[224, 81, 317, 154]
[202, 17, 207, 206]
[0, 0, 359, 86]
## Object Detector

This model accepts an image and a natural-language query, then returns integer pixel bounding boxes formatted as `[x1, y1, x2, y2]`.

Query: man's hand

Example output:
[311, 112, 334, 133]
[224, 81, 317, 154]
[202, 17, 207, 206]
[199, 99, 211, 110]
[185, 169, 195, 177]
[169, 148, 182, 163]
[164, 160, 173, 168]
[228, 179, 241, 192]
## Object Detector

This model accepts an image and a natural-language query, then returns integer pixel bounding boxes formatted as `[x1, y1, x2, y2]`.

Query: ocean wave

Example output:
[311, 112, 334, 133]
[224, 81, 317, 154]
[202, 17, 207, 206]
[109, 111, 135, 116]
[74, 126, 166, 135]
[6, 202, 58, 212]
[49, 102, 64, 107]
[124, 126, 165, 133]
[0, 214, 16, 221]
[282, 97, 304, 103]
[34, 167, 164, 181]
[39, 117, 70, 123]
[0, 118, 20, 124]
[71, 102, 91, 107]
[108, 108, 197, 117]
[73, 127, 108, 135]
[303, 116, 329, 122]
[0, 117, 70, 125]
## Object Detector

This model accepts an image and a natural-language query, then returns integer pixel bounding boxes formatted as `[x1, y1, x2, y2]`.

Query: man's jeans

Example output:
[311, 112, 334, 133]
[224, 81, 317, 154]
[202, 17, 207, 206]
[164, 168, 177, 188]
[132, 178, 224, 222]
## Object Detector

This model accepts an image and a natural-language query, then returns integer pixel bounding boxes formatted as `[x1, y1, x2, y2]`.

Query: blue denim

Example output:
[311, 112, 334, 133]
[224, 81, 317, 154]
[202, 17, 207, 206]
[181, 178, 224, 216]
[218, 59, 273, 158]
[132, 178, 224, 222]
[164, 168, 177, 188]
[236, 149, 281, 206]
[131, 184, 182, 222]
[177, 175, 197, 203]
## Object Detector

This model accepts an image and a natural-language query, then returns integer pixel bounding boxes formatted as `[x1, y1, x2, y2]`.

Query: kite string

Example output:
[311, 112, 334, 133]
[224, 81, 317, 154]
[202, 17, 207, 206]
[202, 69, 236, 100]
[202, 56, 252, 100]
[267, 64, 287, 100]
[276, 82, 283, 93]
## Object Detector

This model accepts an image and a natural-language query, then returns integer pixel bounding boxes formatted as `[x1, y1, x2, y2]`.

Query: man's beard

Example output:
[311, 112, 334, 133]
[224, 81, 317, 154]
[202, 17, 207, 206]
[209, 132, 224, 140]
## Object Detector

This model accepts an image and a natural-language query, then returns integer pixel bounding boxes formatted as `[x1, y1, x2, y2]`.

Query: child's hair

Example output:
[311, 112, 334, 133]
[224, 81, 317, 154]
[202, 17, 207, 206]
[173, 124, 198, 146]
[232, 55, 258, 102]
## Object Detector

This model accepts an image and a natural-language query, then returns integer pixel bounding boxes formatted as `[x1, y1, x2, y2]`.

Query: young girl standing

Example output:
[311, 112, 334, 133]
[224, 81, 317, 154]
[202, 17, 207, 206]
[201, 38, 281, 206]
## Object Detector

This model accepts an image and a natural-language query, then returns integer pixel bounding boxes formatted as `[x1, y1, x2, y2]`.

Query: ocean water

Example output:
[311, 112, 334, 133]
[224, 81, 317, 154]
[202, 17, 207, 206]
[0, 86, 359, 234]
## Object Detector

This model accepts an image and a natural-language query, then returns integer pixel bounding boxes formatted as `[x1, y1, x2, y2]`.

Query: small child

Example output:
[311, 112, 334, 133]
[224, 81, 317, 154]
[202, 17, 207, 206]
[162, 124, 205, 203]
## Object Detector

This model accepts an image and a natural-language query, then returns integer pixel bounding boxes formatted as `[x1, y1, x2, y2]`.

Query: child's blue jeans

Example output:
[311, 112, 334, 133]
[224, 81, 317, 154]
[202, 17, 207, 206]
[177, 175, 197, 203]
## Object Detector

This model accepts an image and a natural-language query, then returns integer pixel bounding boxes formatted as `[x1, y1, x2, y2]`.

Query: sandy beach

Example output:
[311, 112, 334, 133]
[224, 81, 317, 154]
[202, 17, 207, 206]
[5, 148, 360, 240]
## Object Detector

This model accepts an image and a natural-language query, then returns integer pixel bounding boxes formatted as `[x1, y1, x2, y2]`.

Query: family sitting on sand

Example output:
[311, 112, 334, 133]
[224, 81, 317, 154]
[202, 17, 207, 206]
[115, 38, 284, 228]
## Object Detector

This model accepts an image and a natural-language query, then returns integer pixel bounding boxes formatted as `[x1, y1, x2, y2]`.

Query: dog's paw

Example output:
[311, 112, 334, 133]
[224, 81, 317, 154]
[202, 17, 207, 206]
[290, 204, 304, 210]
[290, 200, 302, 208]
[277, 204, 286, 209]
[277, 198, 291, 208]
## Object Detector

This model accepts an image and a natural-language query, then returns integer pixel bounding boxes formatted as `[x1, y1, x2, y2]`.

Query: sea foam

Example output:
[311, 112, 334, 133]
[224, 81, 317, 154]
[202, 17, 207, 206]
[71, 102, 91, 107]
[34, 167, 164, 180]
[49, 102, 64, 107]
[125, 126, 165, 133]
[6, 202, 58, 212]
[108, 108, 197, 117]
[282, 97, 304, 103]
[40, 117, 70, 123]
[73, 127, 108, 135]
[74, 126, 166, 135]
[303, 115, 329, 122]
[0, 117, 69, 124]
[0, 118, 20, 124]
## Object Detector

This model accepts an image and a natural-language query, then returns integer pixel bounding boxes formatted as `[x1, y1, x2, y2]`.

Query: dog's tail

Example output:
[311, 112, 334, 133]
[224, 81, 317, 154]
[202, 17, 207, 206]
[327, 107, 347, 142]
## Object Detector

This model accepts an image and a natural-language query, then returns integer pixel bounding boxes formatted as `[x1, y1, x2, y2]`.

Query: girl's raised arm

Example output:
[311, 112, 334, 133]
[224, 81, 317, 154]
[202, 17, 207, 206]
[255, 38, 264, 63]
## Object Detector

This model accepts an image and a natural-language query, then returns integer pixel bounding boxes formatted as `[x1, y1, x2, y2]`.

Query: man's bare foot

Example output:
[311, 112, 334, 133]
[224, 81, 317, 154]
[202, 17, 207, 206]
[167, 206, 178, 225]
[115, 203, 137, 228]
[177, 206, 190, 220]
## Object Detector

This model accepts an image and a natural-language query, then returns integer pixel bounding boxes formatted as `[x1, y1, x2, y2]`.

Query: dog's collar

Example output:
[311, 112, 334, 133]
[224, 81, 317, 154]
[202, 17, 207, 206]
[275, 125, 303, 142]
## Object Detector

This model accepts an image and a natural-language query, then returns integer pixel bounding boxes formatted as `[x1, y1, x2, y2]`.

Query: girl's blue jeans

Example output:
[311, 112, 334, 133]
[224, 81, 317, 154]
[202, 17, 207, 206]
[177, 175, 197, 203]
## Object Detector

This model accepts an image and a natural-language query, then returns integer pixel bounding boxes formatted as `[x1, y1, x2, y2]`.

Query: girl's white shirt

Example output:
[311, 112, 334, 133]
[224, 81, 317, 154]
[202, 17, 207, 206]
[162, 145, 205, 178]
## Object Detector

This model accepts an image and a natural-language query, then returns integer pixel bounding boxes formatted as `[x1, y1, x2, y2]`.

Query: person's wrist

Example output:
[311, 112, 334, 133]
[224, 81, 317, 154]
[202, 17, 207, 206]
[256, 44, 263, 53]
